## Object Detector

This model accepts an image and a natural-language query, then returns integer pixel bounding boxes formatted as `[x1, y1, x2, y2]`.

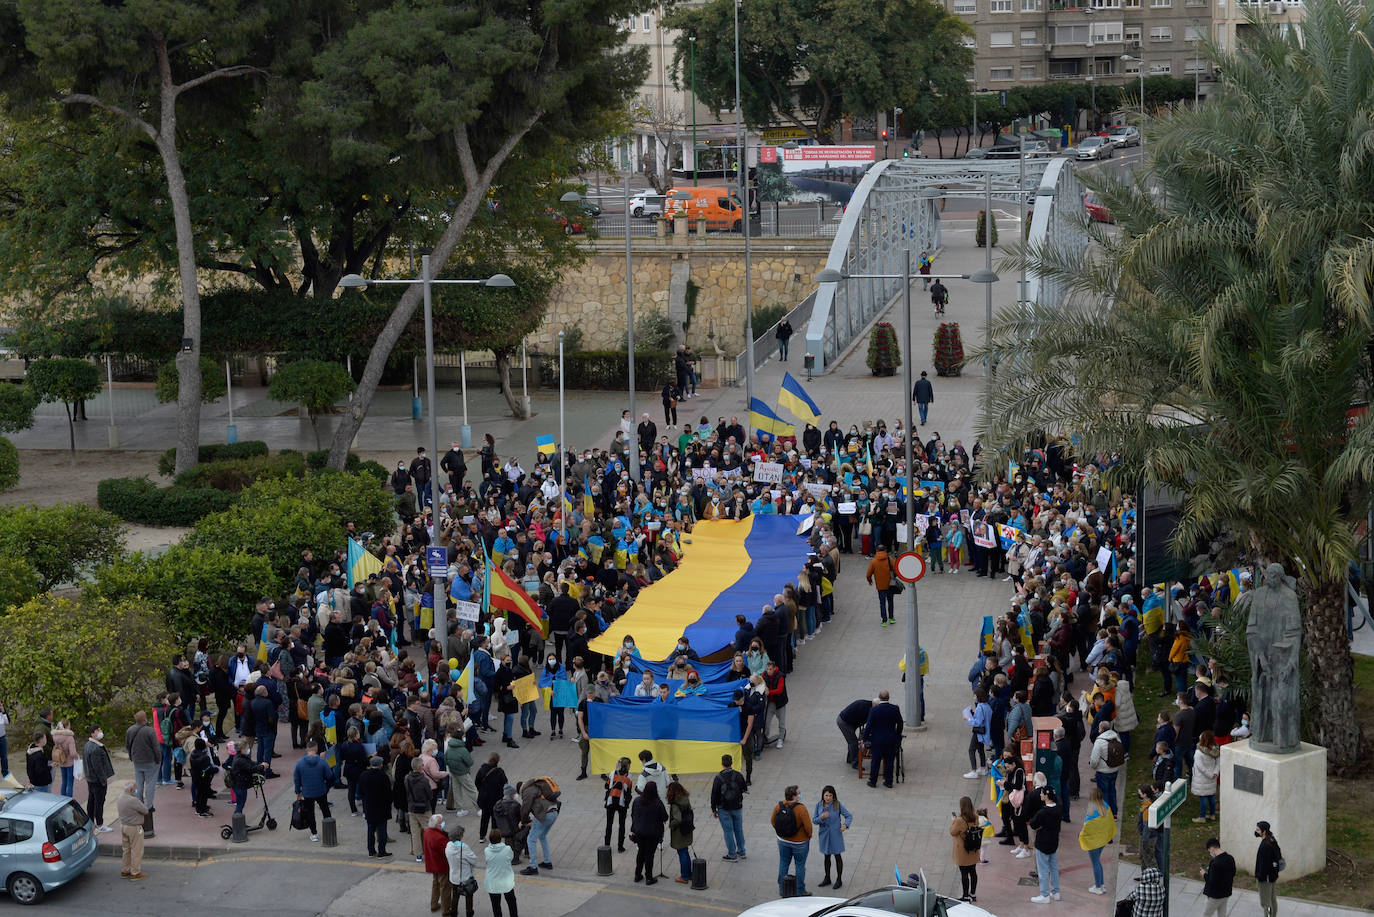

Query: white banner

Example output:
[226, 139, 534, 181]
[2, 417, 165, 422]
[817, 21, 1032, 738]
[804, 482, 833, 498]
[753, 461, 784, 484]
[456, 601, 481, 622]
[1096, 546, 1113, 572]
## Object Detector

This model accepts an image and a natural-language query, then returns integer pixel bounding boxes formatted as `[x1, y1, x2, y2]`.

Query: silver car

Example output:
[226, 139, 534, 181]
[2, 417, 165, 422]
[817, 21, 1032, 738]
[1075, 137, 1114, 161]
[0, 790, 99, 905]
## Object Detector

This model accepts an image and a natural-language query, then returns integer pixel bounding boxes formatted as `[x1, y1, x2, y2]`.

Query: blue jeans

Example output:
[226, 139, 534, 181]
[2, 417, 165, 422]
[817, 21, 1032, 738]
[777, 839, 809, 895]
[1174, 743, 1194, 781]
[233, 787, 248, 814]
[805, 604, 818, 636]
[677, 846, 692, 880]
[159, 752, 173, 783]
[719, 807, 745, 857]
[502, 712, 516, 739]
[1088, 846, 1104, 887]
[1199, 794, 1216, 818]
[877, 588, 894, 623]
[0, 734, 8, 776]
[472, 692, 491, 729]
[1035, 849, 1059, 896]
[917, 401, 929, 425]
[527, 809, 558, 863]
[520, 702, 538, 733]
[256, 731, 276, 769]
[779, 338, 790, 360]
[1095, 771, 1118, 816]
[60, 765, 74, 797]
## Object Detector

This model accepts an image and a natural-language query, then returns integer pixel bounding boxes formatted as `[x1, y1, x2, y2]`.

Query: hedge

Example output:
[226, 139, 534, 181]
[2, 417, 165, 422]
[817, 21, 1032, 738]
[174, 452, 308, 492]
[97, 477, 237, 527]
[158, 441, 269, 476]
[0, 435, 17, 491]
[535, 350, 673, 390]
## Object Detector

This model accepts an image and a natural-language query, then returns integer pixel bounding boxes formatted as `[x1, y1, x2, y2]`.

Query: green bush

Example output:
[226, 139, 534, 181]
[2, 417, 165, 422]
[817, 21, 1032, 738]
[154, 355, 228, 404]
[976, 209, 999, 247]
[240, 470, 395, 542]
[749, 303, 789, 338]
[0, 435, 18, 491]
[305, 449, 363, 472]
[0, 556, 40, 610]
[0, 594, 181, 732]
[174, 452, 308, 492]
[0, 504, 124, 590]
[90, 544, 275, 646]
[622, 308, 677, 352]
[97, 477, 237, 526]
[356, 460, 388, 483]
[157, 441, 270, 476]
[185, 494, 345, 583]
[536, 350, 673, 390]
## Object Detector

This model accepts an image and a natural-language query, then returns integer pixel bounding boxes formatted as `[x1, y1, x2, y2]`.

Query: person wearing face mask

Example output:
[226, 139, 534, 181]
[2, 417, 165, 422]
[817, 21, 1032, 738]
[667, 636, 699, 666]
[538, 655, 570, 740]
[82, 724, 116, 833]
[675, 671, 707, 697]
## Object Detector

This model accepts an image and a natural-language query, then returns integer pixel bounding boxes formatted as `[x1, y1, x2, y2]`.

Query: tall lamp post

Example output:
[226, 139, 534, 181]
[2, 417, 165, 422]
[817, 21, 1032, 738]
[340, 262, 515, 655]
[1122, 54, 1147, 157]
[690, 35, 699, 186]
[817, 261, 999, 729]
[733, 0, 755, 408]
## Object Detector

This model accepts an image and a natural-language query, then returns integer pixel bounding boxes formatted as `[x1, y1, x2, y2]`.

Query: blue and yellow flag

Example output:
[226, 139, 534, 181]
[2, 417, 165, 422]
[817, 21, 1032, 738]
[256, 621, 270, 663]
[453, 659, 475, 705]
[749, 397, 794, 441]
[347, 538, 384, 588]
[979, 615, 995, 654]
[583, 476, 596, 517]
[777, 372, 821, 424]
[587, 698, 741, 775]
[536, 434, 556, 456]
[322, 710, 338, 768]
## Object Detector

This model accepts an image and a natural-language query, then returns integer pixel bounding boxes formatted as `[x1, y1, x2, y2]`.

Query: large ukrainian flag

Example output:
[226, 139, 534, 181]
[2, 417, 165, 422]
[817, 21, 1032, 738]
[777, 372, 822, 424]
[347, 538, 384, 587]
[749, 397, 795, 441]
[588, 515, 810, 661]
[588, 697, 741, 775]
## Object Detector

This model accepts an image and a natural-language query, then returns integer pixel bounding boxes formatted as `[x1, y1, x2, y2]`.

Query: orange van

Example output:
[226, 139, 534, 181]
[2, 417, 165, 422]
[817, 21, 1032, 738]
[664, 186, 745, 232]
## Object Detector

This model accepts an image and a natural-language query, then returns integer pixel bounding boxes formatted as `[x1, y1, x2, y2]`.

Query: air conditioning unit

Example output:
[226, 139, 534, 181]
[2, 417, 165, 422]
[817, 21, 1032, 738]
[1046, 43, 1055, 52]
[1267, 1, 1284, 12]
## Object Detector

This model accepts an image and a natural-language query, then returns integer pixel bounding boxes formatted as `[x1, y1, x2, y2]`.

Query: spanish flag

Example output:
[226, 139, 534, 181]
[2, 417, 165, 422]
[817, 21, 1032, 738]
[777, 372, 822, 424]
[749, 397, 794, 441]
[346, 537, 383, 588]
[486, 555, 549, 637]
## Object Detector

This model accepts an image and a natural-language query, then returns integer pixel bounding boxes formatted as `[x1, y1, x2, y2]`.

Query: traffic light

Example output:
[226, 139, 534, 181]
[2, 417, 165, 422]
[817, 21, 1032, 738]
[903, 148, 910, 158]
[881, 129, 889, 140]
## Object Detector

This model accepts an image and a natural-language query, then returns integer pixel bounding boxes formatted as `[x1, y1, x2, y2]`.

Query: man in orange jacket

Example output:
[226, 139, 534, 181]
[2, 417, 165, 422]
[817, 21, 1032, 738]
[865, 547, 896, 627]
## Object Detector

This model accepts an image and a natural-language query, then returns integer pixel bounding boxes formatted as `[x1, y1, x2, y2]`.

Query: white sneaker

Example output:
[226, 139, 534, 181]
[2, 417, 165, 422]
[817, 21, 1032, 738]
[1015, 848, 1032, 858]
[1088, 886, 1106, 895]
[310, 834, 319, 842]
[775, 739, 784, 749]
[1030, 895, 1051, 904]
[455, 809, 470, 817]
[1051, 893, 1061, 901]
[962, 770, 980, 779]
[97, 825, 114, 834]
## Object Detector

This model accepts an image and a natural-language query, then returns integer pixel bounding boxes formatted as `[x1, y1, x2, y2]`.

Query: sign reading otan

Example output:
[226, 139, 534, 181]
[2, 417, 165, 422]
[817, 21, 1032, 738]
[778, 145, 876, 174]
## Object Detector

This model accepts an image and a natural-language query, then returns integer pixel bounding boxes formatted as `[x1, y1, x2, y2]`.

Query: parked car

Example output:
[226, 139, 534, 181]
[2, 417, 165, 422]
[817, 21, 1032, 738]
[628, 192, 666, 218]
[548, 200, 600, 234]
[1084, 190, 1113, 223]
[733, 884, 997, 917]
[1075, 137, 1114, 161]
[0, 790, 99, 905]
[1107, 125, 1141, 148]
[963, 147, 990, 159]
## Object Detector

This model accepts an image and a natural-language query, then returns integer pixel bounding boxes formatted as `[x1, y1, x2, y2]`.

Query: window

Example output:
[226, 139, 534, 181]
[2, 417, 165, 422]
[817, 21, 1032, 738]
[1054, 23, 1090, 43]
[1184, 24, 1203, 40]
[1149, 0, 1171, 7]
[0, 818, 34, 845]
[990, 66, 1014, 80]
[990, 0, 1013, 12]
[1093, 57, 1118, 75]
[1092, 0, 1122, 7]
[961, 35, 977, 48]
[642, 13, 653, 30]
[1021, 28, 1039, 44]
[1123, 57, 1141, 73]
[1149, 59, 1172, 73]
[1022, 0, 1041, 11]
[1185, 57, 1207, 72]
[1124, 25, 1142, 42]
[1020, 63, 1039, 78]
[1123, 0, 1141, 7]
[1049, 59, 1082, 77]
[990, 30, 1014, 46]
[1091, 20, 1124, 41]
[1150, 25, 1172, 40]
[954, 0, 977, 12]
[45, 804, 88, 844]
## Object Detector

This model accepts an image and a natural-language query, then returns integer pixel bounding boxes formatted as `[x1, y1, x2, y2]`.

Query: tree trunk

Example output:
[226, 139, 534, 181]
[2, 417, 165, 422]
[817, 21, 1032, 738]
[494, 350, 525, 419]
[64, 402, 75, 454]
[1304, 579, 1361, 772]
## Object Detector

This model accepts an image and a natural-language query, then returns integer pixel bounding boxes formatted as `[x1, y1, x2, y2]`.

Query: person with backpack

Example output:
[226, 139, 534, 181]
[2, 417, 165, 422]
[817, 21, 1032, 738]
[1089, 724, 1126, 816]
[666, 780, 695, 884]
[628, 779, 667, 885]
[949, 795, 981, 903]
[1254, 821, 1282, 917]
[710, 754, 748, 861]
[518, 776, 561, 875]
[929, 278, 949, 315]
[814, 785, 852, 890]
[604, 757, 634, 852]
[771, 784, 813, 897]
[865, 546, 896, 627]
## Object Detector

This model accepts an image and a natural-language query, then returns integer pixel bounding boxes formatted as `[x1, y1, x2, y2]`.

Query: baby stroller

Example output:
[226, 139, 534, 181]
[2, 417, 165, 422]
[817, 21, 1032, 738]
[219, 773, 278, 839]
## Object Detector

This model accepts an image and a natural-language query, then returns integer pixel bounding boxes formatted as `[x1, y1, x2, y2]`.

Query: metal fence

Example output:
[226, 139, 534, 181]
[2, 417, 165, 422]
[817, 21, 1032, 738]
[589, 200, 845, 241]
[733, 289, 818, 385]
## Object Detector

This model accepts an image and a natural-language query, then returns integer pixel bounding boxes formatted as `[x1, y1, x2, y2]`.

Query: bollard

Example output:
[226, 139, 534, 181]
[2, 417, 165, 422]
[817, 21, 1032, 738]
[320, 816, 338, 847]
[142, 809, 155, 840]
[781, 874, 797, 898]
[690, 854, 707, 889]
[596, 845, 614, 876]
[231, 811, 249, 843]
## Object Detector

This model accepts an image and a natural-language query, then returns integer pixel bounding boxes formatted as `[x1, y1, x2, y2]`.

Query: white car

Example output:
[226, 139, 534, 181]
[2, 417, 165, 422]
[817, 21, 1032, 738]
[1075, 137, 1114, 161]
[628, 191, 666, 218]
[1107, 125, 1140, 147]
[735, 884, 997, 917]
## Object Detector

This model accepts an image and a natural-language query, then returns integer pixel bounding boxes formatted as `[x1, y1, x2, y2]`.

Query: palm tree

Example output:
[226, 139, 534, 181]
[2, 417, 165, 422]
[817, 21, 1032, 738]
[978, 0, 1374, 771]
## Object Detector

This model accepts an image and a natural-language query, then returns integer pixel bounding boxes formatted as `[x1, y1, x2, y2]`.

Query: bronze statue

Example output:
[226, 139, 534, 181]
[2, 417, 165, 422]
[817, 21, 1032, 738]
[1239, 562, 1302, 754]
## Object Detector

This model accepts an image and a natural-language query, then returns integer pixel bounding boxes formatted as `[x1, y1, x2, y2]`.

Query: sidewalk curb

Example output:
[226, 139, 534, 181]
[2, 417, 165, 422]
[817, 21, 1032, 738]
[98, 841, 225, 861]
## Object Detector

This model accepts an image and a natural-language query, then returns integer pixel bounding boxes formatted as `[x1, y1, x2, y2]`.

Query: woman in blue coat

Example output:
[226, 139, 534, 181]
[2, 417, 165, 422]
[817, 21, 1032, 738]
[813, 785, 853, 890]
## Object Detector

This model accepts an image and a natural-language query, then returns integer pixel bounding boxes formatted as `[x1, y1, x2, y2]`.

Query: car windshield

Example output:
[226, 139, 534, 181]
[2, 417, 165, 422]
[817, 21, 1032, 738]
[46, 801, 89, 843]
[810, 886, 936, 917]
[1110, 128, 1128, 135]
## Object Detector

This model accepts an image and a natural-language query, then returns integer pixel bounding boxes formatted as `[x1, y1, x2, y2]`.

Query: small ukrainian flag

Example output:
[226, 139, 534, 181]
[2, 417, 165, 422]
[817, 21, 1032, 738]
[536, 433, 556, 456]
[777, 372, 822, 424]
[749, 398, 795, 440]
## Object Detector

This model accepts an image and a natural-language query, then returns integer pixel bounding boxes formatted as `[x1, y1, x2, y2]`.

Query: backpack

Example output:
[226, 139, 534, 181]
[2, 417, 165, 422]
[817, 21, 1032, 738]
[774, 801, 799, 837]
[962, 821, 983, 853]
[677, 803, 695, 834]
[718, 771, 744, 809]
[1105, 736, 1125, 768]
[535, 776, 562, 799]
[51, 743, 69, 766]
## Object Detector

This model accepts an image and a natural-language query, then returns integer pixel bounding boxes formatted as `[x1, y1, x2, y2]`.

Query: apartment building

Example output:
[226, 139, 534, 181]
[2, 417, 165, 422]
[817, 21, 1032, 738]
[1214, 0, 1303, 52]
[950, 0, 1213, 94]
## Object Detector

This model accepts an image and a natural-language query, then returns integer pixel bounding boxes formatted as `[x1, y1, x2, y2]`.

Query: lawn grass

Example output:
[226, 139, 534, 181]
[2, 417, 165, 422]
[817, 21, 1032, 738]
[1117, 652, 1374, 911]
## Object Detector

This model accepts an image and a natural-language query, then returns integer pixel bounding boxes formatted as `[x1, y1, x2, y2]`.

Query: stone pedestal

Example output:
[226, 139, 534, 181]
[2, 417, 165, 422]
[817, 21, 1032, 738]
[1220, 739, 1326, 878]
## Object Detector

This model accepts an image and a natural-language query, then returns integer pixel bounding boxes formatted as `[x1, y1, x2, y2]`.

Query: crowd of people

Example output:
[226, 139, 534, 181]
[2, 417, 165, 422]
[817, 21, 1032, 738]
[4, 410, 1290, 917]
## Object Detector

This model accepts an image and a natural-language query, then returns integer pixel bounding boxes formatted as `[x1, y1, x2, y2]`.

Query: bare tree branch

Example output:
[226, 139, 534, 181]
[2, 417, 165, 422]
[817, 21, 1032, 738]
[60, 94, 156, 140]
[171, 65, 265, 98]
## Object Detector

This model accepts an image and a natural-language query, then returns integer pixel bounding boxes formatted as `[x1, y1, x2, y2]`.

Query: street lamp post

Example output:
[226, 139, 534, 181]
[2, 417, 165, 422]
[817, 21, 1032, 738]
[558, 329, 567, 551]
[817, 263, 999, 729]
[690, 35, 699, 187]
[1122, 54, 1146, 157]
[734, 0, 755, 408]
[339, 263, 515, 656]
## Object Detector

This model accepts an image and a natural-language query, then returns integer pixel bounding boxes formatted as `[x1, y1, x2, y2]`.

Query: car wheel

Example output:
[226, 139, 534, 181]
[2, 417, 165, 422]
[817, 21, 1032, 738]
[732, 219, 742, 232]
[632, 207, 643, 217]
[7, 872, 44, 906]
